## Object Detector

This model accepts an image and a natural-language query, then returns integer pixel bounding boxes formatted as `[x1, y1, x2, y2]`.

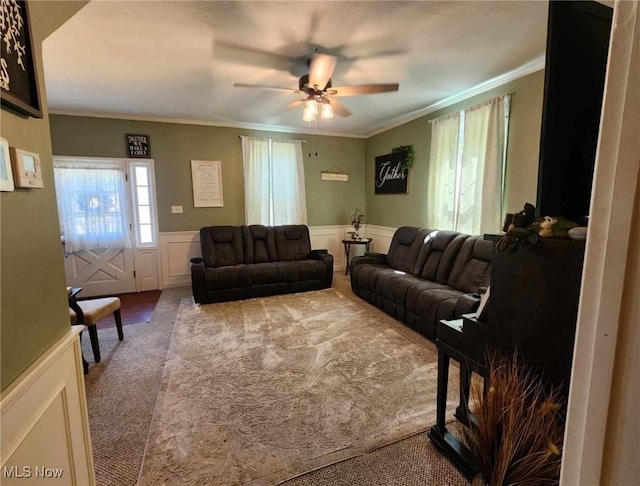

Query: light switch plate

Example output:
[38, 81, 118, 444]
[171, 205, 183, 214]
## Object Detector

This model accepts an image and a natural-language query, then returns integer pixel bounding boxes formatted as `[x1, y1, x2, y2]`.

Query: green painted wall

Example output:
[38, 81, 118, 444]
[49, 117, 366, 230]
[1, 1, 88, 391]
[365, 70, 545, 228]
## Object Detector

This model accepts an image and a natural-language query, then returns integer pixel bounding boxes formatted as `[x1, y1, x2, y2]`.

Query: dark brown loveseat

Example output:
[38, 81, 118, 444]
[350, 226, 492, 340]
[190, 224, 333, 304]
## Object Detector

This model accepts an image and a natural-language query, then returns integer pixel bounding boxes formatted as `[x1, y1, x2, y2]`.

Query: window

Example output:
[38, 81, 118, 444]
[54, 160, 131, 253]
[130, 162, 156, 246]
[54, 158, 157, 252]
[241, 136, 307, 225]
[427, 95, 511, 235]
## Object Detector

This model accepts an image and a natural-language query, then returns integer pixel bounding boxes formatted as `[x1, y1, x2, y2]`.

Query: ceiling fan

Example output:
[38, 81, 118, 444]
[234, 53, 399, 121]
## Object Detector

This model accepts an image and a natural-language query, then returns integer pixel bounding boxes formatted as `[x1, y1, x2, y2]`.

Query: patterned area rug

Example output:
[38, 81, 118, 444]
[138, 289, 456, 485]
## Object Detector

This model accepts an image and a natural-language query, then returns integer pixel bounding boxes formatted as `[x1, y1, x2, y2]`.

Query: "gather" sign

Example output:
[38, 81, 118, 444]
[375, 153, 408, 194]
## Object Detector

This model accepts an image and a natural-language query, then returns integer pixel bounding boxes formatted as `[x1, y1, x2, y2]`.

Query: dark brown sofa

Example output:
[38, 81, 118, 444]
[190, 224, 333, 304]
[350, 226, 492, 340]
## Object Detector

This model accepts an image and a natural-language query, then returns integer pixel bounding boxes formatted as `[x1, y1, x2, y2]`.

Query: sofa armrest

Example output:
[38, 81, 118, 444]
[455, 292, 482, 317]
[351, 253, 387, 271]
[364, 251, 387, 260]
[310, 250, 334, 287]
[190, 258, 206, 304]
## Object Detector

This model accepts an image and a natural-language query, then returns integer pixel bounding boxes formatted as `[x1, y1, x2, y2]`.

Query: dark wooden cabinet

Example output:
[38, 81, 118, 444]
[488, 239, 586, 387]
[536, 0, 612, 221]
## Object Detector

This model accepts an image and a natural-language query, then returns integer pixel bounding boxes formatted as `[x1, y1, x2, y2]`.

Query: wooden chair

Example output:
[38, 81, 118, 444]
[69, 288, 123, 364]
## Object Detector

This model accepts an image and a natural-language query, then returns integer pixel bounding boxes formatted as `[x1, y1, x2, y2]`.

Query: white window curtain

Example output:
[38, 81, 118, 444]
[54, 161, 131, 253]
[427, 94, 510, 234]
[427, 113, 460, 230]
[241, 136, 307, 225]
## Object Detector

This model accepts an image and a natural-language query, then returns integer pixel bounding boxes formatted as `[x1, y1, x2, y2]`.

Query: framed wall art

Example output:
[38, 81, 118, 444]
[0, 137, 15, 191]
[126, 134, 151, 158]
[191, 160, 224, 208]
[0, 0, 42, 118]
[374, 152, 408, 194]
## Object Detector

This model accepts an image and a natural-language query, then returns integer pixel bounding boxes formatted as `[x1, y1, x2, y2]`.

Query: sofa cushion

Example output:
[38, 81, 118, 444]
[386, 227, 430, 274]
[204, 264, 252, 290]
[407, 285, 466, 329]
[276, 260, 327, 282]
[200, 226, 244, 268]
[447, 236, 492, 293]
[275, 225, 312, 261]
[243, 225, 278, 263]
[415, 231, 467, 284]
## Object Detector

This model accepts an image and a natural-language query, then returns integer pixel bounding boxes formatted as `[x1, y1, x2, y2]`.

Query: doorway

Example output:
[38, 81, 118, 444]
[54, 157, 159, 297]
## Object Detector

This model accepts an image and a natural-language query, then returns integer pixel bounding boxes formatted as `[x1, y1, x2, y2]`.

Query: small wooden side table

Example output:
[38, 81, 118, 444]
[342, 238, 373, 274]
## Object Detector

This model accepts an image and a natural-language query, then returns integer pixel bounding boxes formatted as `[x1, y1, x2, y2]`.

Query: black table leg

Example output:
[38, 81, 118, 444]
[455, 361, 473, 425]
[79, 331, 89, 374]
[343, 242, 351, 275]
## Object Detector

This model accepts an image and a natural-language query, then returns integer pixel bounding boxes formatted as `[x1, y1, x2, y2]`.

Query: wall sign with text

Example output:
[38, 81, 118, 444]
[375, 153, 408, 194]
[126, 134, 150, 158]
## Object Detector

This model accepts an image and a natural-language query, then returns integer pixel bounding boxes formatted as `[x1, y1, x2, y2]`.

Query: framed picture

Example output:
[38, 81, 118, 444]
[0, 137, 15, 191]
[126, 134, 150, 158]
[0, 0, 42, 118]
[191, 160, 224, 208]
[375, 153, 408, 194]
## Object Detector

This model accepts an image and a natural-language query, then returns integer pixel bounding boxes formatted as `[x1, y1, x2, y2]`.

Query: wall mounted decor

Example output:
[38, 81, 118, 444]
[126, 134, 150, 158]
[321, 169, 349, 182]
[0, 137, 15, 191]
[0, 0, 42, 118]
[375, 153, 408, 194]
[191, 160, 224, 207]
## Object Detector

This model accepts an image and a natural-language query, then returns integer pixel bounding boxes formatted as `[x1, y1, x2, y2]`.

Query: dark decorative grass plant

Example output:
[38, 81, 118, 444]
[464, 352, 565, 486]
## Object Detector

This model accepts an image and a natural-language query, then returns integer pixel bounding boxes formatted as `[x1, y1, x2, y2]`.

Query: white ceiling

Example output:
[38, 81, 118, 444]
[43, 1, 550, 138]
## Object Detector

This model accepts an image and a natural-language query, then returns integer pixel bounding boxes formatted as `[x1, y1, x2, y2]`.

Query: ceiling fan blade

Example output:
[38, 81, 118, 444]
[234, 83, 298, 94]
[308, 53, 337, 91]
[282, 99, 306, 111]
[329, 83, 399, 97]
[329, 99, 352, 118]
[215, 41, 293, 72]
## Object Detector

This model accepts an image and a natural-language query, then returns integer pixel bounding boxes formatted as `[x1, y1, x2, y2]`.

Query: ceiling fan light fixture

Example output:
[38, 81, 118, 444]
[320, 101, 333, 119]
[305, 98, 318, 116]
[303, 104, 316, 122]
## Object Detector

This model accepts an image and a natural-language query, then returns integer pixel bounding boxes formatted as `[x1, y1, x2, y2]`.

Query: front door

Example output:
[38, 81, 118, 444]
[54, 158, 144, 297]
[63, 247, 136, 297]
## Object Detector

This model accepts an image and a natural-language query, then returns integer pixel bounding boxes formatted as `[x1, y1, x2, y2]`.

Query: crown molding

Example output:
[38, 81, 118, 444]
[49, 56, 545, 141]
[365, 55, 546, 137]
[47, 110, 369, 139]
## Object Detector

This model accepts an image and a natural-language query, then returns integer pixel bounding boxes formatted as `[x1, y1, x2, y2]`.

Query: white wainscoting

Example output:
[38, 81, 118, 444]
[309, 225, 350, 272]
[158, 225, 377, 289]
[1, 326, 95, 486]
[158, 231, 200, 289]
[364, 225, 397, 254]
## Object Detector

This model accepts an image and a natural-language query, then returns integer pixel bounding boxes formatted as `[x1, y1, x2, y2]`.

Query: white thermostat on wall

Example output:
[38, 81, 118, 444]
[10, 147, 43, 188]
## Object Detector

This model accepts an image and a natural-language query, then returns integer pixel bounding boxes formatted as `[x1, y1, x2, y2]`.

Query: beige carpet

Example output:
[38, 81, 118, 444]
[138, 288, 458, 485]
[83, 286, 189, 485]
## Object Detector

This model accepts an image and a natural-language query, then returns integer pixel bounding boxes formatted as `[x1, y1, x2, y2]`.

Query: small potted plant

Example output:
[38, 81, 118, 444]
[350, 208, 364, 240]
